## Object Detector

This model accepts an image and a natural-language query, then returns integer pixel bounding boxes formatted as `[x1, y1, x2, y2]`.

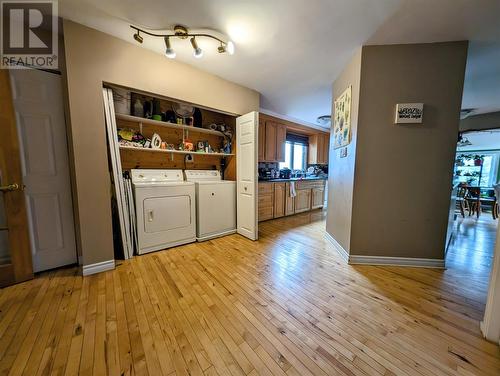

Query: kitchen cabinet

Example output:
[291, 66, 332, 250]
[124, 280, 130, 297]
[258, 183, 274, 221]
[294, 188, 312, 213]
[276, 125, 286, 162]
[259, 180, 325, 221]
[309, 133, 330, 164]
[311, 187, 325, 209]
[259, 117, 286, 162]
[285, 182, 294, 216]
[274, 182, 286, 218]
[258, 119, 265, 161]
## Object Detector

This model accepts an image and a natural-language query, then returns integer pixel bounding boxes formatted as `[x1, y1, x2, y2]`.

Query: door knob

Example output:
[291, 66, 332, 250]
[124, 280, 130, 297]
[0, 183, 21, 192]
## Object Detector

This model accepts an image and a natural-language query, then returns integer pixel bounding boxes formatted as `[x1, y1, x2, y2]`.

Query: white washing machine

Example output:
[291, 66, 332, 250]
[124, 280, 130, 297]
[131, 169, 196, 254]
[184, 170, 236, 241]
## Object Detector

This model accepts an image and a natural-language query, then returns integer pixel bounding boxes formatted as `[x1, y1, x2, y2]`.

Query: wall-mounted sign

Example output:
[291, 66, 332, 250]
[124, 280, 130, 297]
[395, 103, 424, 124]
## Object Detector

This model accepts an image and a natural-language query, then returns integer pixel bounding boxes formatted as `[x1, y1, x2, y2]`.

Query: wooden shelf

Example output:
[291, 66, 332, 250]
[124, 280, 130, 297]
[115, 113, 227, 137]
[119, 145, 234, 157]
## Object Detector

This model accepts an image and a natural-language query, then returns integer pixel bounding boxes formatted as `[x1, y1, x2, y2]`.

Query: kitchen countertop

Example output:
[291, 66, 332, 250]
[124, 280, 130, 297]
[258, 176, 328, 183]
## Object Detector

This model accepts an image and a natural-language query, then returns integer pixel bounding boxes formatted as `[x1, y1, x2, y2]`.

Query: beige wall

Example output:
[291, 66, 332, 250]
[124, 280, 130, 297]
[62, 20, 259, 266]
[325, 48, 362, 251]
[327, 41, 468, 261]
[460, 111, 500, 132]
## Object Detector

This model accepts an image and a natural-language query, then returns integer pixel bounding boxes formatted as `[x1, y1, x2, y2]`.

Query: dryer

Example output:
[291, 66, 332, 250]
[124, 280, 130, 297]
[131, 169, 195, 254]
[184, 170, 236, 241]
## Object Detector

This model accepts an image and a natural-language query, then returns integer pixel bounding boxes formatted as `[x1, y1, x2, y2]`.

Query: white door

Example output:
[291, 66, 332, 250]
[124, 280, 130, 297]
[236, 111, 258, 240]
[9, 69, 77, 272]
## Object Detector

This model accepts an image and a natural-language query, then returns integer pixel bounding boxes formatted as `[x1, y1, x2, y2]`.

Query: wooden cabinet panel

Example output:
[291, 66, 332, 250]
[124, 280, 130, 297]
[311, 187, 325, 209]
[258, 193, 274, 221]
[276, 124, 286, 162]
[274, 182, 285, 218]
[264, 122, 277, 161]
[285, 183, 294, 216]
[308, 133, 330, 164]
[258, 182, 273, 194]
[258, 182, 274, 221]
[295, 189, 312, 213]
[322, 133, 330, 164]
[258, 119, 265, 162]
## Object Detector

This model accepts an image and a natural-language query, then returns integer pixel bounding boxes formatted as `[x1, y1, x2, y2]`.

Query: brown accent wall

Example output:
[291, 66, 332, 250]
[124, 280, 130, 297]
[62, 20, 259, 266]
[327, 41, 468, 261]
[325, 49, 362, 251]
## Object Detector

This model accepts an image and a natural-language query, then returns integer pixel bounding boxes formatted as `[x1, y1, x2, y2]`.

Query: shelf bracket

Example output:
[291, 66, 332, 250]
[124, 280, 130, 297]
[170, 152, 174, 161]
[139, 122, 143, 134]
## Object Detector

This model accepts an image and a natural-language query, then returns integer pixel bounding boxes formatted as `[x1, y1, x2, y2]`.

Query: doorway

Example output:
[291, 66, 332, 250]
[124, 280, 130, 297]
[447, 129, 500, 333]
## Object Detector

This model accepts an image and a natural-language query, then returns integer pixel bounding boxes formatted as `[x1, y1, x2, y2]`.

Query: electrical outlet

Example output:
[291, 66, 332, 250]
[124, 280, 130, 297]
[185, 154, 194, 163]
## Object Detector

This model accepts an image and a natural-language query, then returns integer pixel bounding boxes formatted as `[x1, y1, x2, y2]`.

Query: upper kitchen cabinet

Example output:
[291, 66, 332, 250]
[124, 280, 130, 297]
[259, 116, 286, 162]
[309, 133, 330, 164]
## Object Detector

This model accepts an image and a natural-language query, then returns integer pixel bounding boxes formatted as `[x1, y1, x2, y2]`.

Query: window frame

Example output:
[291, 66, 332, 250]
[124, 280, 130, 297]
[280, 140, 308, 170]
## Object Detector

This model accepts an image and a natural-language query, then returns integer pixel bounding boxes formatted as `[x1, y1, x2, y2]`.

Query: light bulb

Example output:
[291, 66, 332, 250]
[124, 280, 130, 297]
[190, 37, 203, 58]
[164, 37, 176, 58]
[133, 32, 143, 44]
[226, 40, 235, 55]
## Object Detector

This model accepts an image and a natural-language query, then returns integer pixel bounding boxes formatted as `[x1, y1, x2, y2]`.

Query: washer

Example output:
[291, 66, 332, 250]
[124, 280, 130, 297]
[184, 170, 236, 241]
[131, 169, 195, 254]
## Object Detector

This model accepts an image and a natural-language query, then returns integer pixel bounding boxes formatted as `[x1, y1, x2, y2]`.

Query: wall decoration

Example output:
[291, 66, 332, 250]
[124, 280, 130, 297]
[395, 103, 424, 124]
[333, 86, 352, 149]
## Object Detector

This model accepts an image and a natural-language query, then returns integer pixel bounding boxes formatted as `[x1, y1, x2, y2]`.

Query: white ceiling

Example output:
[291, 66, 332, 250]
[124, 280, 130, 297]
[458, 130, 500, 152]
[59, 0, 500, 128]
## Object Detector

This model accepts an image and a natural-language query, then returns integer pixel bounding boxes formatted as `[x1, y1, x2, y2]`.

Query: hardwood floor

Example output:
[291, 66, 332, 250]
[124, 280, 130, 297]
[1, 210, 499, 375]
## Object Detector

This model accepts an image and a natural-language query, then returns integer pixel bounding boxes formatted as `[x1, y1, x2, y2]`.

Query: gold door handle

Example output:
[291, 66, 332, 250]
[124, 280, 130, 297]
[0, 183, 21, 192]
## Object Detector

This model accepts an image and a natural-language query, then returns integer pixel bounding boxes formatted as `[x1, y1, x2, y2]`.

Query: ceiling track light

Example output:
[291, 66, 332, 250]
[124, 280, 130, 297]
[190, 37, 203, 58]
[164, 36, 176, 59]
[130, 24, 235, 59]
[133, 30, 143, 44]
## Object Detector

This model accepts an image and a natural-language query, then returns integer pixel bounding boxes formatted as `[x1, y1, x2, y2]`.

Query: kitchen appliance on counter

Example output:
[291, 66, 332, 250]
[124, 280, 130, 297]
[279, 168, 291, 179]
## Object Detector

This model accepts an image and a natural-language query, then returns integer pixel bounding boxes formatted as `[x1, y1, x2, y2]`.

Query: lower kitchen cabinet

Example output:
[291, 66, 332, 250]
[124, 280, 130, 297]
[311, 187, 325, 209]
[285, 182, 295, 216]
[258, 180, 325, 221]
[294, 189, 312, 213]
[274, 182, 286, 218]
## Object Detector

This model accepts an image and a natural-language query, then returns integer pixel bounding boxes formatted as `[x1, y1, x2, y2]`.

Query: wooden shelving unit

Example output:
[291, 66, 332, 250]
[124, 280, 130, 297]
[115, 113, 227, 137]
[119, 145, 234, 157]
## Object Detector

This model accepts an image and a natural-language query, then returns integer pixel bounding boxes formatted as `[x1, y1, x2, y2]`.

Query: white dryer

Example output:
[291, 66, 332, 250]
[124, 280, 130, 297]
[131, 169, 196, 254]
[184, 170, 236, 241]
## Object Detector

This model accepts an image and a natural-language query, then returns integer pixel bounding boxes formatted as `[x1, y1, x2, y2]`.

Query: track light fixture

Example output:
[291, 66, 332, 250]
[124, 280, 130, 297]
[133, 31, 143, 44]
[164, 37, 176, 59]
[130, 24, 235, 59]
[190, 37, 203, 58]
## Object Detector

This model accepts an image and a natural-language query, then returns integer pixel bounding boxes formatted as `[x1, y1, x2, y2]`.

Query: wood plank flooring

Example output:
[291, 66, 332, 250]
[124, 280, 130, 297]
[1, 210, 499, 375]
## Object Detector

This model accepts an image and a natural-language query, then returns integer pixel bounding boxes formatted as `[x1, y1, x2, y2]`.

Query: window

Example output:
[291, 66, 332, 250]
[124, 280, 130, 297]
[279, 133, 308, 170]
[455, 153, 499, 187]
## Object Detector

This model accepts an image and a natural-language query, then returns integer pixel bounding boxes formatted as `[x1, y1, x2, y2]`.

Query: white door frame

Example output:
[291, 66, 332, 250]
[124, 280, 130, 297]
[481, 214, 500, 344]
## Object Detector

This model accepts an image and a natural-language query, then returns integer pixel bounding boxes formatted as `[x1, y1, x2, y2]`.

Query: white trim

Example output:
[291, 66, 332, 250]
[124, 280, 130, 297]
[349, 255, 445, 268]
[324, 232, 445, 268]
[259, 108, 330, 133]
[82, 259, 115, 276]
[324, 232, 349, 263]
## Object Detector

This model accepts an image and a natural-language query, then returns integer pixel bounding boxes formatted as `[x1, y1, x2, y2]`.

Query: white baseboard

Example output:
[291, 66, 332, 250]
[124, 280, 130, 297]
[324, 232, 349, 263]
[82, 259, 115, 276]
[349, 255, 445, 268]
[324, 232, 445, 268]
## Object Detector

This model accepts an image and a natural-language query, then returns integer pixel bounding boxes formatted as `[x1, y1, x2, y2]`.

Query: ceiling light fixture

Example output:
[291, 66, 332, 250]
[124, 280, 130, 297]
[164, 37, 176, 59]
[133, 30, 143, 44]
[190, 37, 203, 58]
[130, 24, 235, 59]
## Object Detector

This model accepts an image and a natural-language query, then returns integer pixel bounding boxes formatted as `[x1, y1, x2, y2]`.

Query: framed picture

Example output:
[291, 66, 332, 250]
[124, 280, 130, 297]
[333, 86, 352, 149]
